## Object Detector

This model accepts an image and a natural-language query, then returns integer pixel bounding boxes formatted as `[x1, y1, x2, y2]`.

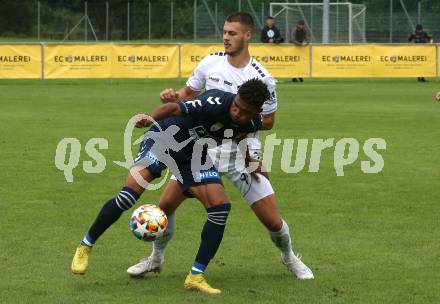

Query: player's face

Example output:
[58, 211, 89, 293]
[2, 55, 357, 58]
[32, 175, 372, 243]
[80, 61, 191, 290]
[223, 21, 251, 56]
[230, 95, 261, 125]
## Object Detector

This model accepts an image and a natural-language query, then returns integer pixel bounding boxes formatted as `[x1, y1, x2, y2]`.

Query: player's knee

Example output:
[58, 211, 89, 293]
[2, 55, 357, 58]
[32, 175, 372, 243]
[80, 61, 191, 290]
[113, 186, 140, 211]
[206, 203, 231, 227]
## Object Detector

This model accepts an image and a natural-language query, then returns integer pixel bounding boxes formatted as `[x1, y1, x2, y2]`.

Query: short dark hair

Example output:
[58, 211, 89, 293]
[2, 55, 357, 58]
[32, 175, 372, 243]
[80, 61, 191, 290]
[298, 20, 305, 26]
[238, 79, 270, 109]
[266, 16, 274, 20]
[226, 12, 254, 31]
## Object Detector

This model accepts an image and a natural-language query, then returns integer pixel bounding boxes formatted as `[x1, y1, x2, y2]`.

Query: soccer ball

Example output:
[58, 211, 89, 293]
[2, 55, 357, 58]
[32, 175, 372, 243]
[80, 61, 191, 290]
[129, 204, 168, 241]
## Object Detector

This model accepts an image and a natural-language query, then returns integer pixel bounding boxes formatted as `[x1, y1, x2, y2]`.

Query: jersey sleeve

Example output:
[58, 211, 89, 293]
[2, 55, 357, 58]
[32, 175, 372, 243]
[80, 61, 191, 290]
[186, 56, 210, 91]
[261, 76, 278, 115]
[177, 90, 230, 118]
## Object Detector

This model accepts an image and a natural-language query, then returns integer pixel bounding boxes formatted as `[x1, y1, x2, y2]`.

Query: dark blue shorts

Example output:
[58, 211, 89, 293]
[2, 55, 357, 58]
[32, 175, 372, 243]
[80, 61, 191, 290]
[133, 137, 223, 194]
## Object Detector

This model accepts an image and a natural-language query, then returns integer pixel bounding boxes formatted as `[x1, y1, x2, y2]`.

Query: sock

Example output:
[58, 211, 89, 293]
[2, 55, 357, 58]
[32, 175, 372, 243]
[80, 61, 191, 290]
[268, 219, 294, 260]
[81, 187, 140, 246]
[191, 203, 231, 274]
[151, 212, 176, 259]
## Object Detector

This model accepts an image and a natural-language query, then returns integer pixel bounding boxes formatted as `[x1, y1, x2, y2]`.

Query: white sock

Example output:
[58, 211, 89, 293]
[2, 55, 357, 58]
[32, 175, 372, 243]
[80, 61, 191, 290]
[152, 212, 175, 259]
[268, 219, 295, 260]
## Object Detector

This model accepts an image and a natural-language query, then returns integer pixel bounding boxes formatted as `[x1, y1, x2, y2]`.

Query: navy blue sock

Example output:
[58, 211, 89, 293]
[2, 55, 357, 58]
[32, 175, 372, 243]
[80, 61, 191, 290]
[81, 187, 140, 246]
[191, 203, 231, 274]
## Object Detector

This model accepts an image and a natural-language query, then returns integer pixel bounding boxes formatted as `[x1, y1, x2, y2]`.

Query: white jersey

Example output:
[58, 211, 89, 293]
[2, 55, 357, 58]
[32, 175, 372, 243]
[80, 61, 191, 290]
[186, 52, 277, 116]
[173, 51, 276, 205]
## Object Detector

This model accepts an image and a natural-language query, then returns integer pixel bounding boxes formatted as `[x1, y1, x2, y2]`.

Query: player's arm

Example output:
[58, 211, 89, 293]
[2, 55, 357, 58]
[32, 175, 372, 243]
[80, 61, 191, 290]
[260, 78, 278, 130]
[239, 141, 268, 182]
[135, 103, 182, 128]
[159, 56, 208, 103]
[261, 112, 276, 130]
[159, 86, 200, 103]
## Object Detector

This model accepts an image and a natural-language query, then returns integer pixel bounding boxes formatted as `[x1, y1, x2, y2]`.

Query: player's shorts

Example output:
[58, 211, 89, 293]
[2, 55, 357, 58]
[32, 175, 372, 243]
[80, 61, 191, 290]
[133, 137, 222, 194]
[171, 136, 274, 205]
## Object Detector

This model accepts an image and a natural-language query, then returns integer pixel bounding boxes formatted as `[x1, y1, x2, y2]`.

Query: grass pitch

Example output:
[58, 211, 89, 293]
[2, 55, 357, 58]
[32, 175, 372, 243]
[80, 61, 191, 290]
[0, 78, 439, 303]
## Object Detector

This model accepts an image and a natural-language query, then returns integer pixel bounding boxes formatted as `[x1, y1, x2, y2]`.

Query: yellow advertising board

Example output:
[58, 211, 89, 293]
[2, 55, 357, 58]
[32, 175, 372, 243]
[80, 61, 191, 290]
[312, 45, 374, 77]
[373, 45, 436, 77]
[0, 44, 41, 79]
[112, 45, 178, 78]
[180, 44, 224, 78]
[2, 43, 438, 79]
[249, 44, 309, 78]
[44, 44, 113, 79]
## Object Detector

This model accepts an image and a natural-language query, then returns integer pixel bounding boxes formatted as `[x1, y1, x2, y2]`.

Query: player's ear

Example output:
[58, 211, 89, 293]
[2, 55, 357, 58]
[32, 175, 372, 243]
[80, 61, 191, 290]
[245, 30, 252, 41]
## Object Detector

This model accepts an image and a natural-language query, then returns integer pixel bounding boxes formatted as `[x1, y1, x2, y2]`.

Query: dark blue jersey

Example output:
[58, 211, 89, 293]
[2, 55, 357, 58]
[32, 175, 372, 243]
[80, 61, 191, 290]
[154, 89, 261, 143]
[136, 89, 261, 192]
[147, 89, 261, 161]
[177, 89, 261, 142]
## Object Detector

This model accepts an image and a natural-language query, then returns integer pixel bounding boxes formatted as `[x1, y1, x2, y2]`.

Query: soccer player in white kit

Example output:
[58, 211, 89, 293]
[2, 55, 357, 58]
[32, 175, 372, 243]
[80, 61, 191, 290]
[127, 12, 314, 280]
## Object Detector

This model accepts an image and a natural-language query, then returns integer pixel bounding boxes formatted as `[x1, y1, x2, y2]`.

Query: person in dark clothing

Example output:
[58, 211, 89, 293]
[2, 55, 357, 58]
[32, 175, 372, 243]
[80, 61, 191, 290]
[290, 20, 309, 82]
[290, 19, 308, 46]
[408, 24, 433, 82]
[261, 16, 283, 43]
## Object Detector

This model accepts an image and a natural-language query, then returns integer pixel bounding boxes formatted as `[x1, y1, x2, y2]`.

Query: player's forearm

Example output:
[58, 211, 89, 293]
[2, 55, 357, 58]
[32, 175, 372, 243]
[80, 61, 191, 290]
[150, 103, 182, 121]
[175, 87, 199, 101]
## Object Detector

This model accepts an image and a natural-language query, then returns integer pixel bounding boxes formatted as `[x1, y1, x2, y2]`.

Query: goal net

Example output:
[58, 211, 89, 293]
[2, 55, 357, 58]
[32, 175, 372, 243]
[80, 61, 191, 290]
[269, 2, 367, 43]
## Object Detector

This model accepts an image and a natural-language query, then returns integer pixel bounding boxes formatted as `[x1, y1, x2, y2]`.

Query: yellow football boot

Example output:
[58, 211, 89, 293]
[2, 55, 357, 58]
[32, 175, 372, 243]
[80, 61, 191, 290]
[71, 245, 92, 275]
[184, 273, 221, 294]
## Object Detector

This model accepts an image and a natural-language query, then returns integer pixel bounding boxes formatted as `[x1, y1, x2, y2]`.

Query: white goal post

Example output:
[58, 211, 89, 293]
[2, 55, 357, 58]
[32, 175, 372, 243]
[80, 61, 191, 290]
[269, 2, 367, 44]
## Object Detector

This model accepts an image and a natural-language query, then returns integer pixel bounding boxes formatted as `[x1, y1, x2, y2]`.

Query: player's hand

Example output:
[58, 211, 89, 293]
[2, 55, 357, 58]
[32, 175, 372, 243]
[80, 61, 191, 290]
[435, 91, 440, 101]
[134, 113, 153, 128]
[248, 159, 269, 182]
[160, 88, 179, 103]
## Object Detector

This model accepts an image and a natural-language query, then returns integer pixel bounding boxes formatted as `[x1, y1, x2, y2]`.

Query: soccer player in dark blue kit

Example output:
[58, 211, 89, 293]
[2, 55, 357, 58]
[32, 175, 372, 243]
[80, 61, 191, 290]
[71, 79, 270, 294]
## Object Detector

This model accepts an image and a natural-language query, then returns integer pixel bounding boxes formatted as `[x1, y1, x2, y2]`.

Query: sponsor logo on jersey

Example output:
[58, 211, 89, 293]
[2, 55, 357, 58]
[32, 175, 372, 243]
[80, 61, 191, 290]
[224, 80, 233, 86]
[189, 126, 208, 140]
[209, 76, 220, 82]
[197, 169, 220, 180]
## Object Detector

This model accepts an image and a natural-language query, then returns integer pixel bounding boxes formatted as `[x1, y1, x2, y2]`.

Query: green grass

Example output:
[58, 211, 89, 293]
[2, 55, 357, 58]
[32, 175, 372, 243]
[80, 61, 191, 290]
[1, 78, 439, 303]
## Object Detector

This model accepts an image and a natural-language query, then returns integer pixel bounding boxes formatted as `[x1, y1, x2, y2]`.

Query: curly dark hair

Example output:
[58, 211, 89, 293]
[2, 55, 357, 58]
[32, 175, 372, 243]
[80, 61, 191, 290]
[237, 79, 270, 110]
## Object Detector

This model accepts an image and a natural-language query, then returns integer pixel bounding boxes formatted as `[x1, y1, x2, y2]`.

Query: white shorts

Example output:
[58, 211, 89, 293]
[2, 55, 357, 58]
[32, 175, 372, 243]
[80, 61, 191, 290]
[170, 132, 274, 205]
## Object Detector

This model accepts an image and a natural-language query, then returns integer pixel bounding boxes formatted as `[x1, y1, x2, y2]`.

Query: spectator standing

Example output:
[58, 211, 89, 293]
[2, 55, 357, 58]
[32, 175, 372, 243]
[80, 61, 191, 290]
[290, 20, 309, 82]
[408, 24, 433, 82]
[261, 16, 283, 43]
